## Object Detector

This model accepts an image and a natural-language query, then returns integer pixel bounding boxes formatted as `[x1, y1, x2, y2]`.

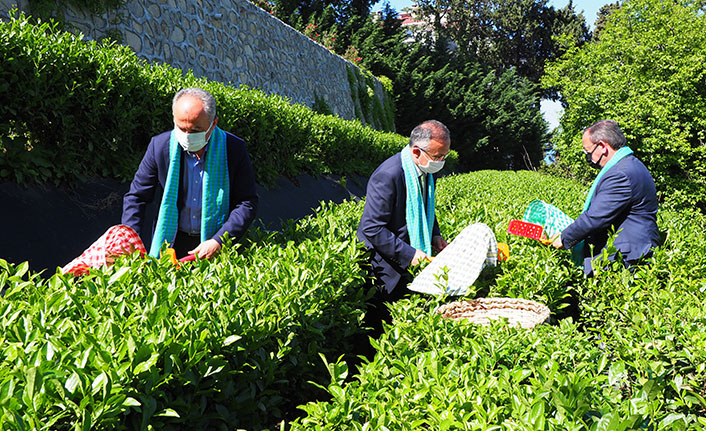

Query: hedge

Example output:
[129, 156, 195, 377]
[0, 199, 370, 430]
[3, 171, 705, 429]
[0, 12, 415, 187]
[291, 171, 706, 429]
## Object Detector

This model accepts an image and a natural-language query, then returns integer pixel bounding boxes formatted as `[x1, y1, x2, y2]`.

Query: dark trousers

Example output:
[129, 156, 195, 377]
[173, 231, 201, 259]
[353, 281, 409, 363]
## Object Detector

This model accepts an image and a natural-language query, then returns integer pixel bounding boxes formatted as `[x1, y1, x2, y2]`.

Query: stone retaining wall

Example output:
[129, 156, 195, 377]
[0, 0, 385, 121]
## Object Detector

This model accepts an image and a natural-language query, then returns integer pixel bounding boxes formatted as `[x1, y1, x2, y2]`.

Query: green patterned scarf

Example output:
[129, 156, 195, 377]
[149, 127, 230, 257]
[400, 146, 435, 256]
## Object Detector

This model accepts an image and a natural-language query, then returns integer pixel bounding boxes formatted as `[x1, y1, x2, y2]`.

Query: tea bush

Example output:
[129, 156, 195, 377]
[3, 170, 705, 429]
[291, 171, 706, 430]
[0, 12, 411, 186]
[0, 200, 371, 430]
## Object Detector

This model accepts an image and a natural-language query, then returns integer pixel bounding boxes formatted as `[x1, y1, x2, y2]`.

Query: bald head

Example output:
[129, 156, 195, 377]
[409, 120, 451, 150]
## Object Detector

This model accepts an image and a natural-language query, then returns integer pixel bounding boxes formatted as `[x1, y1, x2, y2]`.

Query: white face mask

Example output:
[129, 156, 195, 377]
[419, 159, 445, 174]
[173, 120, 214, 152]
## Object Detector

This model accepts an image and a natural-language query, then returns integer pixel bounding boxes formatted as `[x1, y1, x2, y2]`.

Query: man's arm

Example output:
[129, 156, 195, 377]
[122, 138, 160, 237]
[212, 138, 258, 244]
[561, 171, 632, 249]
[431, 215, 447, 251]
[359, 169, 417, 268]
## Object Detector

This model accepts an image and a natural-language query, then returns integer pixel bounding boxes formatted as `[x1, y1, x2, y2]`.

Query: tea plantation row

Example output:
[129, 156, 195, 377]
[291, 171, 706, 430]
[1, 171, 705, 429]
[0, 202, 369, 430]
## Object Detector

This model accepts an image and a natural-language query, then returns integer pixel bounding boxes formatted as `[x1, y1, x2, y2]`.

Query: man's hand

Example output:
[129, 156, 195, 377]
[411, 249, 431, 266]
[551, 234, 563, 249]
[432, 235, 448, 252]
[189, 239, 222, 259]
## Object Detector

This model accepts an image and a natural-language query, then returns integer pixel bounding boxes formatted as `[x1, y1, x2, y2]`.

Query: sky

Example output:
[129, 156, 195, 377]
[374, 0, 607, 28]
[372, 0, 610, 130]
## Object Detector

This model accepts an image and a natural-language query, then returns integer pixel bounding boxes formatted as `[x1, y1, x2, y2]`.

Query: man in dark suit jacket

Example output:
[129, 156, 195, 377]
[122, 87, 258, 259]
[357, 120, 451, 299]
[552, 120, 659, 274]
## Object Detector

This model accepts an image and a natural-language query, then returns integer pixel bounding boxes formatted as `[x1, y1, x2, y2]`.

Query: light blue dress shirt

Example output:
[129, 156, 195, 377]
[178, 150, 206, 235]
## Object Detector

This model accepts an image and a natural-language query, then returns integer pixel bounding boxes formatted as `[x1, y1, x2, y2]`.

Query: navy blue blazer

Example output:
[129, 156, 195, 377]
[357, 153, 441, 293]
[122, 130, 258, 246]
[561, 154, 659, 274]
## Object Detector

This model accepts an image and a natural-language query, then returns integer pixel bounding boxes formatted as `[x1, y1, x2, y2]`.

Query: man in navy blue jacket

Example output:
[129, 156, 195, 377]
[357, 120, 450, 299]
[122, 87, 258, 260]
[552, 120, 659, 274]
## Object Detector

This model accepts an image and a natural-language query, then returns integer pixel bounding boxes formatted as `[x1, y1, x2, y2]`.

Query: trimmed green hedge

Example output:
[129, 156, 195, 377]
[0, 200, 369, 430]
[2, 171, 706, 428]
[0, 12, 413, 186]
[291, 171, 706, 429]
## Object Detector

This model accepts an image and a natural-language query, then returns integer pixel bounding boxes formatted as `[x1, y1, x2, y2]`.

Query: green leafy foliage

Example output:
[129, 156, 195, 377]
[28, 0, 126, 19]
[2, 170, 705, 428]
[543, 0, 706, 210]
[416, 0, 591, 91]
[290, 171, 706, 429]
[346, 66, 396, 131]
[0, 12, 408, 186]
[271, 3, 554, 172]
[0, 200, 371, 430]
[394, 49, 549, 171]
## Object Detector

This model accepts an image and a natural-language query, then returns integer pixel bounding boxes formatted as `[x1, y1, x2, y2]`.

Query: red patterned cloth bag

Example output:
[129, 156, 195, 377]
[62, 225, 146, 276]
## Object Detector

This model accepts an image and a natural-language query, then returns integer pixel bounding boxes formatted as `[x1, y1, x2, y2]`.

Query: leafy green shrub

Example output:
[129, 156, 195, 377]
[290, 170, 706, 429]
[0, 12, 407, 186]
[4, 170, 705, 429]
[543, 0, 706, 210]
[311, 94, 334, 116]
[346, 66, 396, 132]
[0, 200, 370, 430]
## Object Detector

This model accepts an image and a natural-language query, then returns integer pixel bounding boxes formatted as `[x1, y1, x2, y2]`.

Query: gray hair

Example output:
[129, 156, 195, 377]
[172, 87, 217, 122]
[584, 119, 626, 150]
[408, 120, 451, 150]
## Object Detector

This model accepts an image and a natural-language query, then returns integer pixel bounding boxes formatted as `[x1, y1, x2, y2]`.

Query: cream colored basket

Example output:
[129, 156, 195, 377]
[436, 297, 550, 329]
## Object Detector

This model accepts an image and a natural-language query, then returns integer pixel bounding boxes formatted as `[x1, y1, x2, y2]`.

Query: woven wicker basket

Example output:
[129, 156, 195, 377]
[437, 297, 550, 329]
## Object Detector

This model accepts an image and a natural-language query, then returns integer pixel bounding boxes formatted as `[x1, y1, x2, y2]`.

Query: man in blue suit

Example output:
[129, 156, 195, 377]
[122, 87, 258, 260]
[552, 120, 659, 274]
[357, 120, 450, 301]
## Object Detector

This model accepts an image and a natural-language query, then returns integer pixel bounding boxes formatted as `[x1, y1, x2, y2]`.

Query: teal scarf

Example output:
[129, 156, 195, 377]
[571, 146, 633, 266]
[149, 127, 230, 257]
[400, 146, 435, 256]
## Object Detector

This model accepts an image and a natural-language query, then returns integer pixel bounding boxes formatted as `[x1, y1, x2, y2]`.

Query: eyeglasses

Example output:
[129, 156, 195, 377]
[416, 146, 448, 162]
[582, 142, 602, 155]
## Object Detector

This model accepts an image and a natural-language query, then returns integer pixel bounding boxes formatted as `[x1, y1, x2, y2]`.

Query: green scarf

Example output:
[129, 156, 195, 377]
[571, 146, 634, 266]
[149, 127, 230, 258]
[400, 146, 435, 256]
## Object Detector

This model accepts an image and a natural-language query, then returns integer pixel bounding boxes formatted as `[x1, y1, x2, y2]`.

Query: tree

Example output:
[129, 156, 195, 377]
[393, 45, 548, 170]
[543, 0, 706, 210]
[270, 0, 376, 31]
[592, 2, 620, 41]
[350, 3, 406, 78]
[415, 0, 590, 93]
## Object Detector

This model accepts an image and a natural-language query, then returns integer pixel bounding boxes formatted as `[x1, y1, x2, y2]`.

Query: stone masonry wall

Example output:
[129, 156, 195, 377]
[0, 0, 386, 121]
